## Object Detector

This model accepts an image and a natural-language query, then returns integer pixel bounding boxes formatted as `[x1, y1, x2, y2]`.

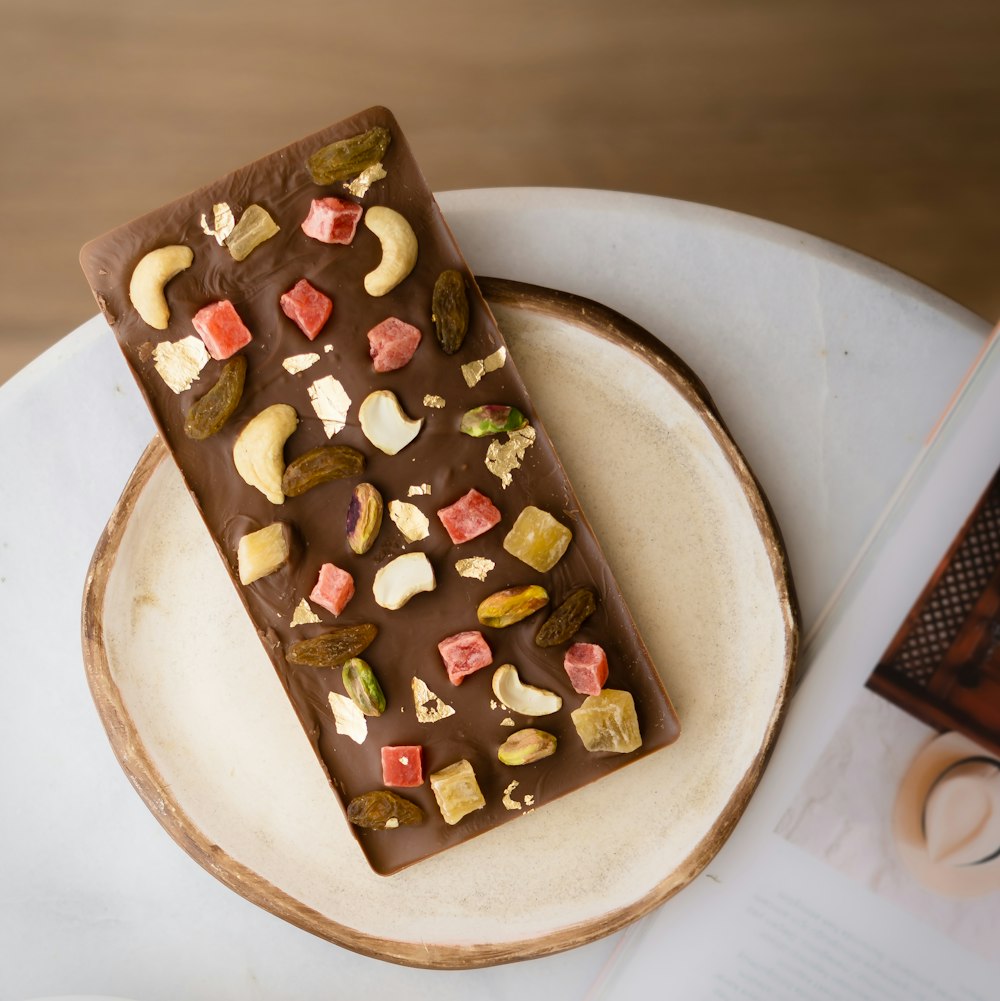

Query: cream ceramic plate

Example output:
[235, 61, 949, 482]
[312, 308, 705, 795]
[82, 278, 797, 968]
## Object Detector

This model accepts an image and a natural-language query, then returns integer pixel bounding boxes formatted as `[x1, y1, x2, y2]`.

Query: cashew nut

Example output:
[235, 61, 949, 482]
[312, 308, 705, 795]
[358, 389, 423, 455]
[128, 245, 194, 329]
[363, 206, 417, 296]
[233, 404, 299, 504]
[492, 664, 563, 716]
[372, 552, 436, 609]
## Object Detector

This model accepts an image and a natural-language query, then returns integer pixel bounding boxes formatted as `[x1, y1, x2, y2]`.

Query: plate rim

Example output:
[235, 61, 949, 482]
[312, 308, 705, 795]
[81, 277, 799, 969]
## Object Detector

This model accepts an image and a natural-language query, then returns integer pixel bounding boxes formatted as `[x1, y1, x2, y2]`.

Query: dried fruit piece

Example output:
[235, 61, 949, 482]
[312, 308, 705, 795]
[286, 623, 378, 667]
[437, 488, 502, 545]
[429, 759, 485, 825]
[364, 207, 418, 296]
[301, 197, 363, 245]
[564, 642, 609, 696]
[503, 505, 572, 572]
[367, 316, 422, 372]
[191, 299, 253, 361]
[431, 269, 469, 354]
[307, 124, 391, 185]
[281, 444, 365, 497]
[372, 552, 436, 609]
[477, 584, 550, 628]
[129, 245, 194, 329]
[233, 403, 299, 504]
[438, 631, 493, 686]
[358, 390, 422, 455]
[535, 587, 597, 647]
[184, 355, 247, 440]
[237, 523, 291, 585]
[225, 204, 279, 261]
[571, 689, 642, 753]
[381, 745, 423, 787]
[497, 728, 557, 766]
[460, 404, 528, 437]
[342, 657, 386, 716]
[280, 279, 332, 340]
[492, 664, 562, 716]
[347, 789, 422, 830]
[310, 562, 355, 617]
[346, 482, 383, 554]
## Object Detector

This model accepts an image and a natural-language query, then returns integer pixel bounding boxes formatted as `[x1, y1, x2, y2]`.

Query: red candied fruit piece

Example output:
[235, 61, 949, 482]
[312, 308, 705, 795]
[367, 317, 422, 372]
[309, 563, 355, 617]
[438, 630, 493, 686]
[280, 279, 332, 340]
[437, 489, 502, 545]
[191, 300, 252, 361]
[300, 197, 363, 245]
[564, 642, 609, 696]
[381, 745, 424, 788]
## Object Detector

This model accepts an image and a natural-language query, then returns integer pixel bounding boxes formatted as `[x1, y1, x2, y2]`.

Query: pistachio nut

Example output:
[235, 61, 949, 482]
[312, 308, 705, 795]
[346, 482, 384, 555]
[477, 584, 549, 629]
[342, 657, 386, 717]
[497, 728, 557, 766]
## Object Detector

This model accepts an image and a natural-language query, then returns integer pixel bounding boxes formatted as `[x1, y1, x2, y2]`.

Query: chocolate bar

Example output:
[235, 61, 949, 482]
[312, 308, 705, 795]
[80, 107, 680, 874]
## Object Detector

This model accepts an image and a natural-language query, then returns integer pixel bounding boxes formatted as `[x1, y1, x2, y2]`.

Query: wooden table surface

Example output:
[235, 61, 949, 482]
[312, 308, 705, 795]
[2, 0, 998, 383]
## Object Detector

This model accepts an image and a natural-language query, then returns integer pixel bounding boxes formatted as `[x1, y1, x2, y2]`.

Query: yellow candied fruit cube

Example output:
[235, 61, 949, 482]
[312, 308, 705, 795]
[571, 689, 642, 753]
[429, 759, 486, 825]
[502, 506, 572, 572]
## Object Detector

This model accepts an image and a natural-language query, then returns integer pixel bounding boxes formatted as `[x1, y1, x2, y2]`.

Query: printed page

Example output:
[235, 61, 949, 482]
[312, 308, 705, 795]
[590, 331, 1000, 999]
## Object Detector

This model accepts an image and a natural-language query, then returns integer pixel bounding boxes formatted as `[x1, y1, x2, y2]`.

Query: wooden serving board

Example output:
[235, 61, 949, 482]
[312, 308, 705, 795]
[82, 279, 797, 968]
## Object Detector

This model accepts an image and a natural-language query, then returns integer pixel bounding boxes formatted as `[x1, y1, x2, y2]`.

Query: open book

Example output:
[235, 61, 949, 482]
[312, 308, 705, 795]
[591, 322, 1000, 999]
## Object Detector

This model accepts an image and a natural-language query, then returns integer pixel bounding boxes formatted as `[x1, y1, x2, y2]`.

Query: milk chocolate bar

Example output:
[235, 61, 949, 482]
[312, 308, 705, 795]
[80, 107, 680, 874]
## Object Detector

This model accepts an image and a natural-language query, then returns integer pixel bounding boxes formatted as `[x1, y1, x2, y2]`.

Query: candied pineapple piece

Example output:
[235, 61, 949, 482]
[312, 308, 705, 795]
[429, 759, 486, 825]
[570, 689, 642, 754]
[237, 523, 291, 585]
[502, 505, 572, 572]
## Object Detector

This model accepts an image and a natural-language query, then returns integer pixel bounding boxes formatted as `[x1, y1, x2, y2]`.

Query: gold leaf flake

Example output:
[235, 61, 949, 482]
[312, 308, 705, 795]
[388, 500, 430, 542]
[324, 344, 334, 353]
[384, 817, 400, 829]
[282, 352, 320, 374]
[308, 375, 351, 437]
[461, 346, 507, 388]
[199, 202, 235, 245]
[153, 335, 210, 393]
[524, 794, 535, 807]
[423, 394, 446, 409]
[485, 425, 536, 488]
[500, 717, 516, 727]
[290, 599, 321, 626]
[343, 161, 387, 198]
[328, 692, 367, 744]
[502, 780, 523, 811]
[412, 676, 456, 723]
[455, 557, 495, 582]
[407, 483, 432, 496]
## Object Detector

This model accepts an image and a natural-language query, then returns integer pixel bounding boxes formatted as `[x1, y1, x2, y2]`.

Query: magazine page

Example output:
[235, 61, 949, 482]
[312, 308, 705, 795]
[590, 329, 1000, 999]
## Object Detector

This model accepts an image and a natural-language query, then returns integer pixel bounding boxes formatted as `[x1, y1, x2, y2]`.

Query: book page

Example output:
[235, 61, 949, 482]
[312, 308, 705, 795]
[591, 330, 1000, 999]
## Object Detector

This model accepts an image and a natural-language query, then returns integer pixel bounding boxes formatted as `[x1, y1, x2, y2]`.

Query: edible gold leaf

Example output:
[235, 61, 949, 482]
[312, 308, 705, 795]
[290, 599, 321, 626]
[502, 780, 523, 811]
[412, 677, 456, 723]
[153, 335, 210, 393]
[407, 483, 432, 496]
[199, 202, 235, 245]
[461, 347, 507, 388]
[343, 161, 387, 198]
[423, 394, 446, 409]
[308, 375, 351, 437]
[282, 352, 320, 374]
[485, 425, 536, 488]
[455, 557, 495, 582]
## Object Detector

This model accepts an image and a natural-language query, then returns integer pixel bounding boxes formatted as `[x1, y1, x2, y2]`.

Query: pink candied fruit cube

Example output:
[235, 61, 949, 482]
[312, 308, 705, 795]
[564, 642, 609, 696]
[280, 279, 332, 340]
[438, 630, 493, 686]
[367, 316, 422, 372]
[437, 489, 502, 545]
[309, 563, 355, 617]
[381, 745, 424, 787]
[191, 300, 252, 360]
[300, 197, 363, 245]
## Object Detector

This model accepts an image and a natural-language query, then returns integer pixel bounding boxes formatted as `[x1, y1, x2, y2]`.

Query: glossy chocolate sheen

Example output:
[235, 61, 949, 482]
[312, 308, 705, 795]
[80, 106, 680, 875]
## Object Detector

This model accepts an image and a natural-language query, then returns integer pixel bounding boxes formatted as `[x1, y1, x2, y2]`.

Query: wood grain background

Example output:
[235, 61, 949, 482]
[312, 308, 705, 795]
[2, 0, 998, 383]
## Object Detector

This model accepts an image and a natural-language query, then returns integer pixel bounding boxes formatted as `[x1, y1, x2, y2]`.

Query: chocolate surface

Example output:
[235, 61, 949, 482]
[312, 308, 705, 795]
[80, 106, 680, 874]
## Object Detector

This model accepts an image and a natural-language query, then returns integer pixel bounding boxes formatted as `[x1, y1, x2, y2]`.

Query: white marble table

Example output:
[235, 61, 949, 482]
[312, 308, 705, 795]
[0, 189, 988, 1001]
